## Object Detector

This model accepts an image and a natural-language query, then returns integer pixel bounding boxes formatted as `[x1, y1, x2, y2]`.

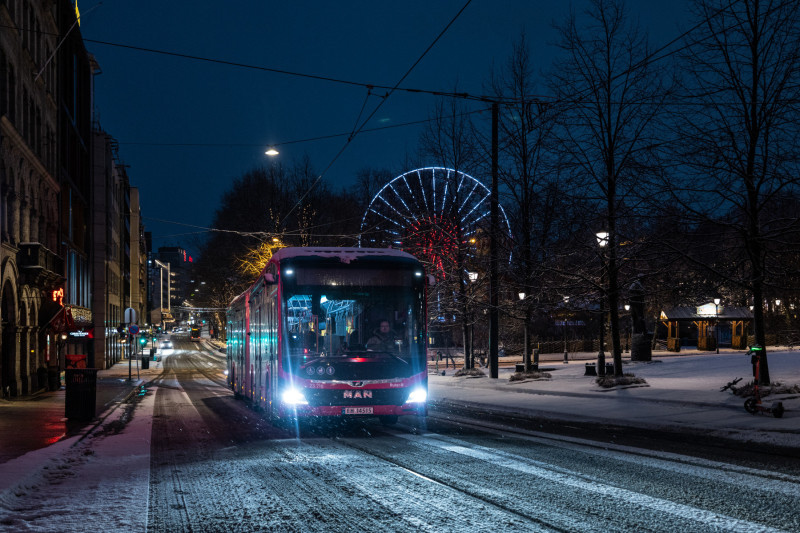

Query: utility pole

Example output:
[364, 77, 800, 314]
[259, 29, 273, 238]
[489, 102, 499, 379]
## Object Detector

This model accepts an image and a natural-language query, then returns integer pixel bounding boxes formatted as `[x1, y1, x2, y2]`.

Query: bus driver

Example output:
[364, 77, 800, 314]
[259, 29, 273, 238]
[366, 320, 400, 352]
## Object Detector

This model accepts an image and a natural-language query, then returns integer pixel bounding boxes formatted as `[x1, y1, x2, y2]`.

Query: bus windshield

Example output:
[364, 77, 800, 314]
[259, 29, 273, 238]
[282, 282, 425, 367]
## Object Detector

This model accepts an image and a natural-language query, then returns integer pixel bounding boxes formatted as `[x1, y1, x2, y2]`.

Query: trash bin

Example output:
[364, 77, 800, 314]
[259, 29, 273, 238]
[150, 348, 156, 361]
[65, 368, 98, 420]
[141, 356, 150, 370]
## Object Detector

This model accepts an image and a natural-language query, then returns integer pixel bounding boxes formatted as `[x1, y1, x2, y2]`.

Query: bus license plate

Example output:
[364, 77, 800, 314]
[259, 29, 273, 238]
[343, 407, 373, 415]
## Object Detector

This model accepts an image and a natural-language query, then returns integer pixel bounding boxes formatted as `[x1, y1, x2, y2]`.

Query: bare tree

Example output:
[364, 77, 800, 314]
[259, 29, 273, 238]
[485, 33, 564, 367]
[418, 92, 482, 367]
[353, 167, 395, 207]
[667, 0, 800, 383]
[550, 0, 669, 376]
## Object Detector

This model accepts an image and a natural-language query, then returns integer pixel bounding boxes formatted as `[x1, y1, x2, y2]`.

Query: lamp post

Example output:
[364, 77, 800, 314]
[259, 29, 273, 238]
[518, 292, 531, 372]
[714, 298, 721, 354]
[624, 304, 630, 352]
[563, 296, 570, 364]
[596, 232, 609, 376]
[468, 272, 478, 369]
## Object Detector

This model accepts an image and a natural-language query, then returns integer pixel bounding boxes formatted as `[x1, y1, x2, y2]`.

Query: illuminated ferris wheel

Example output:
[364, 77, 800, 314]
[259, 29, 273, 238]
[359, 167, 512, 277]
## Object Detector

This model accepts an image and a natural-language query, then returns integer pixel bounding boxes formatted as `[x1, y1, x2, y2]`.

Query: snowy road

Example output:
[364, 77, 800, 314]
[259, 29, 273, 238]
[142, 341, 800, 532]
[3, 340, 798, 532]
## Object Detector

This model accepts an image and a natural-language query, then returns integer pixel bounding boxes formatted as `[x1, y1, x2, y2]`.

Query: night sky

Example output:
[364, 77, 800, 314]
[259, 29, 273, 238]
[79, 1, 687, 256]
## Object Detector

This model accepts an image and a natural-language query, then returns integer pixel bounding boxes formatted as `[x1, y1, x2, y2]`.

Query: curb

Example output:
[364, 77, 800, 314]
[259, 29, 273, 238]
[428, 397, 800, 457]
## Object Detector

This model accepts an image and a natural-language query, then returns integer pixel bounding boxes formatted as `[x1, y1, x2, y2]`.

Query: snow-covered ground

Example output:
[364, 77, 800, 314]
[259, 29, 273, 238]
[0, 388, 153, 532]
[0, 348, 797, 531]
[430, 349, 800, 448]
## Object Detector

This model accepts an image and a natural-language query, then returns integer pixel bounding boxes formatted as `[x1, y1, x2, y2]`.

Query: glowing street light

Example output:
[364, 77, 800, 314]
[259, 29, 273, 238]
[714, 298, 721, 354]
[518, 291, 532, 372]
[624, 304, 631, 352]
[596, 231, 608, 376]
[265, 147, 280, 157]
[563, 296, 570, 364]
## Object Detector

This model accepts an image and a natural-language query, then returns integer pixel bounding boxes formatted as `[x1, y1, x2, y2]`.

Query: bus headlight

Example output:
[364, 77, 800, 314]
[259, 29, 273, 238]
[281, 388, 309, 406]
[406, 388, 427, 404]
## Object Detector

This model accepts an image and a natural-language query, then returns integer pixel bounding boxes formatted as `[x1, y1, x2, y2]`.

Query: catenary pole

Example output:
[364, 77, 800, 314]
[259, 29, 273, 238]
[489, 102, 499, 378]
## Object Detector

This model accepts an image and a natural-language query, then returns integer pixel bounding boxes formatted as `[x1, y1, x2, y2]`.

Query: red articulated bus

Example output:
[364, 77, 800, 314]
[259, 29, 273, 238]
[190, 326, 201, 341]
[226, 247, 429, 425]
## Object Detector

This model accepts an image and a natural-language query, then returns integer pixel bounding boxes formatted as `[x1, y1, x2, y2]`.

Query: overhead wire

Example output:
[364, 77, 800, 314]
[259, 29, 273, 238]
[151, 0, 754, 245]
[9, 1, 771, 246]
[277, 0, 474, 228]
[117, 107, 489, 148]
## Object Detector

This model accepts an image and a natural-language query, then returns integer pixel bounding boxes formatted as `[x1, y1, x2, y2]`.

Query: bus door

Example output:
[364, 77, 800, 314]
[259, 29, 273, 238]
[255, 306, 262, 405]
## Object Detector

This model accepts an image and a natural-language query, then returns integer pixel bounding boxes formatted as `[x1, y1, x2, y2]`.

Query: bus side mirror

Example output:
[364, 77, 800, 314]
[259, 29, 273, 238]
[427, 274, 436, 287]
[264, 273, 276, 284]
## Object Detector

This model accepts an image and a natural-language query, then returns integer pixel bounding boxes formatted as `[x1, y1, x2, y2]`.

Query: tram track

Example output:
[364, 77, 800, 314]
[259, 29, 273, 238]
[328, 424, 572, 533]
[148, 343, 229, 390]
[315, 411, 800, 533]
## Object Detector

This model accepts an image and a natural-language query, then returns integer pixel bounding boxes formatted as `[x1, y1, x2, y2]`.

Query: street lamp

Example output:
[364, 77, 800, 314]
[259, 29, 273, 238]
[596, 232, 609, 376]
[563, 296, 570, 364]
[624, 304, 630, 352]
[518, 292, 531, 371]
[468, 272, 479, 368]
[714, 298, 721, 354]
[265, 147, 279, 157]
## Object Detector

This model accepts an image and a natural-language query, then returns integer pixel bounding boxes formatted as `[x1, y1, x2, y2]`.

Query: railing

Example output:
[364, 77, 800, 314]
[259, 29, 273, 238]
[18, 243, 64, 277]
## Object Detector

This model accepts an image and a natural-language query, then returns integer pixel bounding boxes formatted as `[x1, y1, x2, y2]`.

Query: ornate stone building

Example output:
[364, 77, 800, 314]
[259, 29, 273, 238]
[1, 0, 93, 395]
[1, 0, 63, 396]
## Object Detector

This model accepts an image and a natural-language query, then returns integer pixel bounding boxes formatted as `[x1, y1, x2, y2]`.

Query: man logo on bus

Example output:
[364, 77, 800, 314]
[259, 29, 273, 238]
[343, 390, 372, 399]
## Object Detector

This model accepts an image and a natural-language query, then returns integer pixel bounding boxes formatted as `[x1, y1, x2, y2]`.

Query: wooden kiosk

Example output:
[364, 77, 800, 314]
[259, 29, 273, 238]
[660, 304, 753, 352]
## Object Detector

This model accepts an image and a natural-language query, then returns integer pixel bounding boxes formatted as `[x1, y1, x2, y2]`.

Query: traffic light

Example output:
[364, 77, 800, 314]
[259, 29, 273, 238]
[139, 336, 147, 346]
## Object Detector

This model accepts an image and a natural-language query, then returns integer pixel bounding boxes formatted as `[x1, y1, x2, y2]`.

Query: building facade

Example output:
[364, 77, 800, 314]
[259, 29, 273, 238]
[90, 129, 128, 369]
[56, 0, 94, 366]
[1, 1, 148, 392]
[130, 187, 147, 329]
[147, 257, 171, 331]
[1, 0, 64, 396]
[154, 247, 193, 318]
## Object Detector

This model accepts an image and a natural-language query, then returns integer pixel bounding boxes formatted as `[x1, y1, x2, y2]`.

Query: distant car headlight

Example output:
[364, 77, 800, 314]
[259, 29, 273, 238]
[406, 388, 427, 404]
[281, 388, 309, 406]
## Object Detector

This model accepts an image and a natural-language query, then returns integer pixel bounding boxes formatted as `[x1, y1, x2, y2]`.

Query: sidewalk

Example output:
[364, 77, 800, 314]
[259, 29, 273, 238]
[427, 348, 800, 450]
[0, 347, 167, 465]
